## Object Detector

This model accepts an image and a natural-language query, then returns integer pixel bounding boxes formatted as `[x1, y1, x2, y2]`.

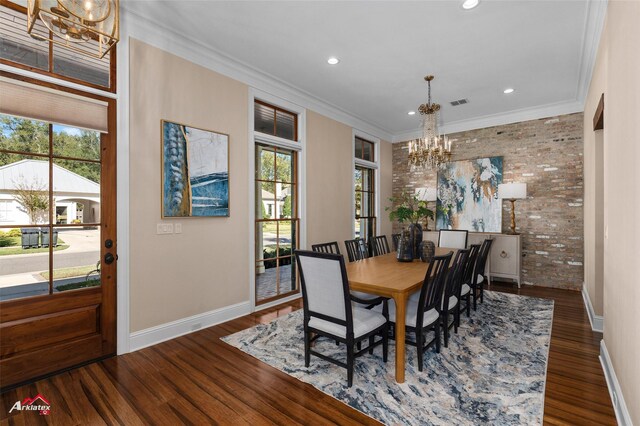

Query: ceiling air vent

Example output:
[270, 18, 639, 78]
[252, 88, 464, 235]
[450, 99, 469, 106]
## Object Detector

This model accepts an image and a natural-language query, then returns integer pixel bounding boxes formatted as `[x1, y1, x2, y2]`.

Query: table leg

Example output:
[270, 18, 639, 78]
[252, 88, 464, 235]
[393, 292, 407, 383]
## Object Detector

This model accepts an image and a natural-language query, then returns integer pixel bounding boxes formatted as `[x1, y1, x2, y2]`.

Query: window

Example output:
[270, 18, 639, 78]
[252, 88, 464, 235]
[355, 136, 375, 162]
[355, 166, 376, 241]
[0, 2, 113, 91]
[354, 134, 378, 244]
[254, 100, 300, 305]
[0, 200, 11, 221]
[254, 101, 297, 141]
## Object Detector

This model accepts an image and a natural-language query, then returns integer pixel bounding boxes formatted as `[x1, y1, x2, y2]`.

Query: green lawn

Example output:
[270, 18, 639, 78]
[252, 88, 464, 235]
[261, 221, 293, 234]
[0, 239, 69, 256]
[40, 264, 98, 280]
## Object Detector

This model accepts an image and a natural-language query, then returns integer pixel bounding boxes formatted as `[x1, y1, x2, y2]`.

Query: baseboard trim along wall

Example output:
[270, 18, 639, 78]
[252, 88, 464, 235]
[130, 301, 252, 352]
[582, 283, 604, 332]
[600, 340, 633, 426]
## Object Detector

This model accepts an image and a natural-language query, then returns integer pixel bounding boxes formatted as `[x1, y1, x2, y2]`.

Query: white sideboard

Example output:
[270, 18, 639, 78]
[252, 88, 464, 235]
[423, 231, 522, 287]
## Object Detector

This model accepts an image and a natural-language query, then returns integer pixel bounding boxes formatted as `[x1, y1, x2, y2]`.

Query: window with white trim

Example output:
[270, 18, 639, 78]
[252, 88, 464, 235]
[254, 100, 300, 305]
[354, 135, 378, 243]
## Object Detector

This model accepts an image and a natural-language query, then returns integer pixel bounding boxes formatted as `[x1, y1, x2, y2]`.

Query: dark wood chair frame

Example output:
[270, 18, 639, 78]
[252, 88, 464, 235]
[441, 249, 470, 348]
[295, 250, 389, 387]
[311, 241, 341, 255]
[370, 235, 391, 257]
[386, 251, 453, 372]
[344, 238, 369, 262]
[459, 244, 481, 318]
[438, 229, 469, 248]
[470, 238, 494, 310]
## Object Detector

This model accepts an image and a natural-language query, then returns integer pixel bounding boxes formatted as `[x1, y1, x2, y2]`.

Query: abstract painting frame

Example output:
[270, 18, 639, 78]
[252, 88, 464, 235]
[161, 120, 229, 218]
[436, 156, 503, 232]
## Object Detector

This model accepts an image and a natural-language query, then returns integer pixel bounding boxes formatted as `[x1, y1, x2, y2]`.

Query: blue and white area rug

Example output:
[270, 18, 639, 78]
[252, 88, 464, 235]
[222, 291, 553, 425]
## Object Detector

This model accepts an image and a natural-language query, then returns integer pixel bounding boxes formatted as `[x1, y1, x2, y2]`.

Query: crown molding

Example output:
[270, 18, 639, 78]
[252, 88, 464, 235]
[392, 100, 584, 142]
[119, 6, 393, 142]
[576, 0, 608, 103]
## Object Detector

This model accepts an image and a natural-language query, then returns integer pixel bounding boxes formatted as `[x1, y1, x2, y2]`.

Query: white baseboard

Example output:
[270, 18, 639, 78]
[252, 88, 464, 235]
[129, 301, 251, 352]
[600, 340, 634, 426]
[254, 292, 302, 312]
[582, 283, 604, 332]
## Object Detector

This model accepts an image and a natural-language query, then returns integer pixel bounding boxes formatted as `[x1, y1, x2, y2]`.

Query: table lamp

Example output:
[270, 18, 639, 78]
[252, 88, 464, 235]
[498, 183, 527, 235]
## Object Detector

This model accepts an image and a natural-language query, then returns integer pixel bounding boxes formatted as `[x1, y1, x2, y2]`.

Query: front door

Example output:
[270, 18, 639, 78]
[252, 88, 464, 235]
[0, 89, 117, 389]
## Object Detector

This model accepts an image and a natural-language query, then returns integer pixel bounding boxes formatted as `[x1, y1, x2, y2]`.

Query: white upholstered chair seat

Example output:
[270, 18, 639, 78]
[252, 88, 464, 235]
[351, 290, 380, 301]
[441, 295, 458, 311]
[308, 306, 387, 339]
[461, 283, 471, 296]
[477, 274, 484, 284]
[372, 298, 439, 328]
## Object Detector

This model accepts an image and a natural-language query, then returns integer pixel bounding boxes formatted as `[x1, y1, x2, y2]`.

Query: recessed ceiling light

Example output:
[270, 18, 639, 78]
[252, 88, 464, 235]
[503, 88, 515, 94]
[408, 111, 416, 115]
[462, 0, 479, 10]
[327, 57, 340, 65]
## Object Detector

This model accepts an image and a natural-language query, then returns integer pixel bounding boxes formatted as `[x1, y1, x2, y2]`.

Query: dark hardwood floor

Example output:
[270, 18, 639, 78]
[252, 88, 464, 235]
[0, 283, 616, 425]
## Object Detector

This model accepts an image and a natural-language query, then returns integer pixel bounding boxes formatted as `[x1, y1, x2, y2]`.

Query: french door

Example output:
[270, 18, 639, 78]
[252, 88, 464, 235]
[0, 76, 117, 390]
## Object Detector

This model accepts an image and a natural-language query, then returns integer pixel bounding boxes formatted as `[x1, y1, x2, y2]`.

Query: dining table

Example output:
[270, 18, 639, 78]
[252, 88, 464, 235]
[344, 247, 456, 383]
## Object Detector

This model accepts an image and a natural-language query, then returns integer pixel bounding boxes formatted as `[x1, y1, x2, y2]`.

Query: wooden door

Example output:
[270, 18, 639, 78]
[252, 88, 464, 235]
[0, 85, 116, 390]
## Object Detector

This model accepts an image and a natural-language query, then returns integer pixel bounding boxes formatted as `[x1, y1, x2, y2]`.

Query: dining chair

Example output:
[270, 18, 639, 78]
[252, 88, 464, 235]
[311, 241, 341, 255]
[295, 250, 389, 387]
[470, 238, 494, 310]
[370, 235, 391, 256]
[391, 233, 401, 251]
[459, 244, 481, 317]
[344, 238, 369, 262]
[440, 249, 470, 347]
[438, 229, 468, 249]
[373, 251, 452, 372]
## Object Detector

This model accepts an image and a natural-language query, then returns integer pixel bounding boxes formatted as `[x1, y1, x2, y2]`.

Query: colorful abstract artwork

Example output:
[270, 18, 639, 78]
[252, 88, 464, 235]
[162, 120, 229, 218]
[436, 156, 503, 232]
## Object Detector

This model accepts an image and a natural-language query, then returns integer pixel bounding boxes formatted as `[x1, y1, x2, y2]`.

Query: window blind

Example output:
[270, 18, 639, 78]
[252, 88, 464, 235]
[0, 77, 109, 133]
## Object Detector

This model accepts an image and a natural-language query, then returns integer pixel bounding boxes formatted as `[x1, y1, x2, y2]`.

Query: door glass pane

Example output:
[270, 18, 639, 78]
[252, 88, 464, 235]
[0, 5, 49, 71]
[275, 110, 295, 141]
[363, 141, 374, 162]
[53, 124, 101, 161]
[0, 114, 50, 155]
[53, 224, 101, 293]
[256, 261, 277, 301]
[278, 220, 294, 255]
[256, 220, 277, 261]
[0, 155, 50, 226]
[257, 181, 276, 219]
[355, 140, 363, 159]
[53, 43, 110, 88]
[254, 103, 275, 135]
[278, 183, 294, 218]
[275, 150, 294, 183]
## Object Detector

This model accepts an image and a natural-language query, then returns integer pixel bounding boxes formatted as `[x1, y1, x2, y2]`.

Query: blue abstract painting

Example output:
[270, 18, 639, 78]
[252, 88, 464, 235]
[162, 121, 229, 217]
[436, 156, 503, 232]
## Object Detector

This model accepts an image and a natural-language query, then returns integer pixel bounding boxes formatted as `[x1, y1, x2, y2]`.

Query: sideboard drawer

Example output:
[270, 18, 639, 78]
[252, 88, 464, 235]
[490, 236, 518, 276]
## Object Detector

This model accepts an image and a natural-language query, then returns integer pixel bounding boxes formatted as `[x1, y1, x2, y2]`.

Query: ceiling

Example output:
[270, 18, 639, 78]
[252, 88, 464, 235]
[122, 1, 602, 139]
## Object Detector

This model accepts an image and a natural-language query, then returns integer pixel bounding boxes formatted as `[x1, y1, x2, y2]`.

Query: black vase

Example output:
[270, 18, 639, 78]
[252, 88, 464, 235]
[396, 229, 413, 262]
[408, 223, 423, 260]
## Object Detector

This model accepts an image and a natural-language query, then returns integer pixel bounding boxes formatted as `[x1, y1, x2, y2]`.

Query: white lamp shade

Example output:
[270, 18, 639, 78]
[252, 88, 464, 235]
[415, 187, 437, 202]
[498, 183, 527, 200]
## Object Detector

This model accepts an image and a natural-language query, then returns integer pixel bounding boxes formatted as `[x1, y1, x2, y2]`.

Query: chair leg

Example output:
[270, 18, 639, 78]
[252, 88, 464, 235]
[357, 341, 362, 351]
[416, 331, 424, 372]
[466, 294, 471, 317]
[473, 287, 478, 311]
[443, 313, 449, 348]
[480, 282, 484, 303]
[454, 308, 460, 333]
[304, 328, 311, 367]
[368, 336, 374, 355]
[434, 322, 441, 353]
[347, 344, 354, 387]
[382, 326, 388, 363]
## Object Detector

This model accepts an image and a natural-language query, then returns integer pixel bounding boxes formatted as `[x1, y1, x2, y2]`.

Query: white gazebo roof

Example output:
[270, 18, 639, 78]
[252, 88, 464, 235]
[0, 159, 100, 195]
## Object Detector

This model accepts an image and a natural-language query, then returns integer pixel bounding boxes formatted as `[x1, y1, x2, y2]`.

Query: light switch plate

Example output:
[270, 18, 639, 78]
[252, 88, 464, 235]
[175, 223, 182, 234]
[157, 223, 174, 234]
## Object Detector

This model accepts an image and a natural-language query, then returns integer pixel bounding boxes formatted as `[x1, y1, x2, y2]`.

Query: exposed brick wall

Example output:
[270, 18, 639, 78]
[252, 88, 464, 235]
[392, 113, 584, 290]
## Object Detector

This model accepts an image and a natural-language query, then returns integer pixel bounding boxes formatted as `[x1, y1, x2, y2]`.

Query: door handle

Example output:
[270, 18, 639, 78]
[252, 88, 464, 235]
[104, 253, 116, 264]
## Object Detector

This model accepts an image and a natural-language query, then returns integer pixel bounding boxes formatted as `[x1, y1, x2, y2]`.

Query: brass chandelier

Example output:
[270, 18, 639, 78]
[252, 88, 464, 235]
[408, 75, 452, 170]
[27, 0, 119, 59]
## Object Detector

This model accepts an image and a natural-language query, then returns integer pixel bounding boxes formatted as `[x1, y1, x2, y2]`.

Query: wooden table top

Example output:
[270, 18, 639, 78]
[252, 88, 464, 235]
[345, 247, 456, 298]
